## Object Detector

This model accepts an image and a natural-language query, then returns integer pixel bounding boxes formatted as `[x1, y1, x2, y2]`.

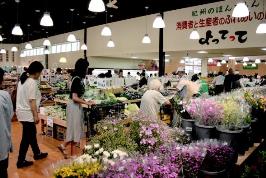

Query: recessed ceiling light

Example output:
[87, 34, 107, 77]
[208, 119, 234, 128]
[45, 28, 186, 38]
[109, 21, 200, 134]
[197, 51, 208, 54]
[35, 9, 40, 13]
[261, 48, 266, 51]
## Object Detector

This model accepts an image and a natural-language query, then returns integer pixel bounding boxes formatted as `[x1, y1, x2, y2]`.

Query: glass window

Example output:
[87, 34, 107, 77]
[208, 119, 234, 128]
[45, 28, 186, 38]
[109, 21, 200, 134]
[29, 50, 34, 56]
[71, 42, 78, 51]
[185, 58, 202, 74]
[33, 49, 37, 56]
[66, 43, 71, 52]
[61, 44, 66, 52]
[56, 45, 61, 53]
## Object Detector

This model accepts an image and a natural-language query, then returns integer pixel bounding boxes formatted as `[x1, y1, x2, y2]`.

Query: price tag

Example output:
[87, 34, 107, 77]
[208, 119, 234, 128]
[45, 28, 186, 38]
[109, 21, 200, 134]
[185, 127, 192, 132]
[47, 117, 54, 127]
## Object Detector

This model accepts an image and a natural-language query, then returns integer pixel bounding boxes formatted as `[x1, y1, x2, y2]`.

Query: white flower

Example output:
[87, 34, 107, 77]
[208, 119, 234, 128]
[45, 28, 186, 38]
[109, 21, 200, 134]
[102, 157, 109, 163]
[103, 126, 108, 130]
[99, 148, 104, 153]
[94, 143, 100, 148]
[94, 150, 99, 155]
[108, 160, 115, 166]
[114, 127, 118, 131]
[74, 157, 83, 164]
[91, 158, 97, 163]
[85, 145, 92, 150]
[103, 151, 111, 158]
[113, 153, 118, 159]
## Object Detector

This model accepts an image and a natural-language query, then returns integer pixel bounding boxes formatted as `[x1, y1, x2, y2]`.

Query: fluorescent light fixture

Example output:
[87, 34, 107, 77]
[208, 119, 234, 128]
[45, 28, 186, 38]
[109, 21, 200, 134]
[88, 0, 105, 12]
[107, 39, 115, 48]
[20, 52, 26, 57]
[217, 62, 221, 67]
[232, 2, 249, 18]
[165, 59, 170, 63]
[0, 49, 6, 54]
[0, 35, 3, 41]
[165, 54, 170, 57]
[255, 59, 261, 64]
[142, 34, 151, 44]
[243, 62, 247, 66]
[256, 22, 266, 34]
[229, 56, 236, 60]
[180, 59, 185, 64]
[67, 34, 76, 42]
[81, 43, 88, 50]
[223, 54, 232, 57]
[252, 63, 256, 67]
[197, 51, 208, 54]
[261, 48, 266, 51]
[44, 49, 50, 54]
[40, 12, 54, 27]
[59, 57, 67, 63]
[43, 39, 51, 46]
[243, 57, 249, 62]
[208, 58, 213, 63]
[153, 14, 165, 28]
[131, 56, 138, 59]
[25, 43, 33, 49]
[189, 30, 200, 40]
[12, 24, 23, 36]
[101, 26, 112, 36]
[11, 46, 18, 52]
[221, 59, 227, 64]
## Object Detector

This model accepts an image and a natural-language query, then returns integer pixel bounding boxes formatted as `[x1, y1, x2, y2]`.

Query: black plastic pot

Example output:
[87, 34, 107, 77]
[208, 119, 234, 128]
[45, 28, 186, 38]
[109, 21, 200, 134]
[216, 127, 243, 154]
[195, 122, 216, 140]
[239, 124, 251, 154]
[199, 169, 227, 178]
[181, 118, 195, 140]
[251, 118, 261, 143]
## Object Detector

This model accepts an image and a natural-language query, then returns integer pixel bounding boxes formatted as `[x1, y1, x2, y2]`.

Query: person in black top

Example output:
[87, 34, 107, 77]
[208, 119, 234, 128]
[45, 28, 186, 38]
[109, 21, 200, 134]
[139, 73, 148, 88]
[105, 70, 112, 78]
[224, 68, 237, 92]
[58, 58, 95, 158]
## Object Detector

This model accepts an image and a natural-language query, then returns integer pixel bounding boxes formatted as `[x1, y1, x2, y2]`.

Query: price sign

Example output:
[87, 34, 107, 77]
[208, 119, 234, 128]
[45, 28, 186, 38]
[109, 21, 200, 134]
[47, 117, 54, 127]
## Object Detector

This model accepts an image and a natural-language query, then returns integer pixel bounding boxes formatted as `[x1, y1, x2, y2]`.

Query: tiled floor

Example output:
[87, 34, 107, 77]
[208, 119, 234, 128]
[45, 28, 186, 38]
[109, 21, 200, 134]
[8, 121, 83, 178]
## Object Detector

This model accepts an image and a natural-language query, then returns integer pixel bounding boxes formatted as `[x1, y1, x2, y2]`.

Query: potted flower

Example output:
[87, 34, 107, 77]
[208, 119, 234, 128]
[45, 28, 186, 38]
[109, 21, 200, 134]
[186, 99, 223, 140]
[194, 140, 236, 177]
[217, 98, 243, 153]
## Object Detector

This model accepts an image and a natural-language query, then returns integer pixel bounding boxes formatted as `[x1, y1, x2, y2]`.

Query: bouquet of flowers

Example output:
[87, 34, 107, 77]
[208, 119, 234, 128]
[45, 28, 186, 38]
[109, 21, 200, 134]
[186, 99, 223, 126]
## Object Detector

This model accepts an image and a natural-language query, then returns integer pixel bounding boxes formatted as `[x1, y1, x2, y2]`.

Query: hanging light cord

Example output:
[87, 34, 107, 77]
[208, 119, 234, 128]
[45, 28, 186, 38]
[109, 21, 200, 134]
[145, 6, 148, 34]
[16, 1, 19, 23]
[70, 9, 74, 31]
[105, 10, 108, 24]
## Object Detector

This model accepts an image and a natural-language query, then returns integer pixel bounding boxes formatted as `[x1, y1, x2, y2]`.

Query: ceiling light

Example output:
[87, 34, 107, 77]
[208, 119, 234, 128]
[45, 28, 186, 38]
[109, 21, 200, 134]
[243, 62, 247, 66]
[226, 64, 229, 67]
[252, 63, 256, 67]
[59, 57, 67, 63]
[243, 57, 249, 62]
[11, 46, 18, 52]
[165, 59, 170, 63]
[229, 56, 236, 60]
[67, 34, 76, 42]
[12, 24, 23, 36]
[0, 35, 3, 41]
[235, 61, 238, 65]
[197, 51, 208, 54]
[221, 59, 227, 64]
[20, 52, 26, 58]
[44, 49, 50, 54]
[0, 49, 6, 54]
[43, 39, 51, 46]
[40, 12, 53, 27]
[217, 62, 221, 67]
[261, 48, 266, 51]
[81, 43, 88, 50]
[223, 54, 232, 57]
[255, 59, 261, 64]
[142, 34, 151, 44]
[232, 2, 249, 17]
[189, 30, 200, 40]
[153, 14, 165, 29]
[88, 0, 105, 12]
[165, 54, 170, 57]
[101, 26, 112, 36]
[131, 56, 138, 59]
[256, 22, 266, 34]
[208, 58, 213, 63]
[107, 39, 115, 48]
[25, 43, 33, 49]
[180, 59, 185, 64]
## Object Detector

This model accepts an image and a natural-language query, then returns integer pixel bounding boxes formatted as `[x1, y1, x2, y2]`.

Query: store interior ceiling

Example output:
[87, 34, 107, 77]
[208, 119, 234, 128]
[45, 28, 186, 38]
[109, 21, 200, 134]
[0, 0, 222, 44]
[102, 47, 266, 61]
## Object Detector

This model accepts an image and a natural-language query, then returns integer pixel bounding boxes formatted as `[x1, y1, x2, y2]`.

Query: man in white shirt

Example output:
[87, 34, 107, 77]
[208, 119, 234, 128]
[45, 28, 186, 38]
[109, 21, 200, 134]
[212, 72, 225, 95]
[140, 79, 170, 120]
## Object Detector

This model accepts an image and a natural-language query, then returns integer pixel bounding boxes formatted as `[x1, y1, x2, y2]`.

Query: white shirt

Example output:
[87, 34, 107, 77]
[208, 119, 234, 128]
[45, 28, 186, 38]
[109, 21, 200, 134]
[16, 78, 41, 122]
[212, 75, 225, 86]
[140, 90, 167, 120]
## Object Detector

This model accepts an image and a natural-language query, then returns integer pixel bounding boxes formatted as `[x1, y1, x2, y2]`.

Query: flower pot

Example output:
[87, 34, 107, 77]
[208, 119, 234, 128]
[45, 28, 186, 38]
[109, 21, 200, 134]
[239, 124, 251, 154]
[181, 118, 195, 140]
[251, 118, 261, 143]
[199, 169, 227, 178]
[216, 127, 243, 154]
[195, 122, 216, 140]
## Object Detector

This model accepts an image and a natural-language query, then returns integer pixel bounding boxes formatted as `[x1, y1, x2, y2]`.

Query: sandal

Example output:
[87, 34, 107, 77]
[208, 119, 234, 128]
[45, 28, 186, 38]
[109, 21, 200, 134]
[57, 145, 68, 159]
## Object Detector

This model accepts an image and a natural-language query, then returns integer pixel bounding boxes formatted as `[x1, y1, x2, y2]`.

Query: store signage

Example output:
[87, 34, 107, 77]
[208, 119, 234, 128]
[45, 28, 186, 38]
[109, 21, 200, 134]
[176, 0, 263, 31]
[243, 64, 258, 70]
[199, 30, 247, 45]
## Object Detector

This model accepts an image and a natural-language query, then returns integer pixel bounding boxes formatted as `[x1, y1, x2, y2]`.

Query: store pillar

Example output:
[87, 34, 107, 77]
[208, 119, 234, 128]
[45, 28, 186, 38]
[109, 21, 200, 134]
[201, 58, 208, 77]
[159, 12, 165, 77]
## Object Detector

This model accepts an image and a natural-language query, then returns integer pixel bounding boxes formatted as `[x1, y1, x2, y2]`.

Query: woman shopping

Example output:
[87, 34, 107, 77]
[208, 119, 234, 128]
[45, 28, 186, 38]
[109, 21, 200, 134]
[58, 58, 95, 158]
[16, 61, 48, 168]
